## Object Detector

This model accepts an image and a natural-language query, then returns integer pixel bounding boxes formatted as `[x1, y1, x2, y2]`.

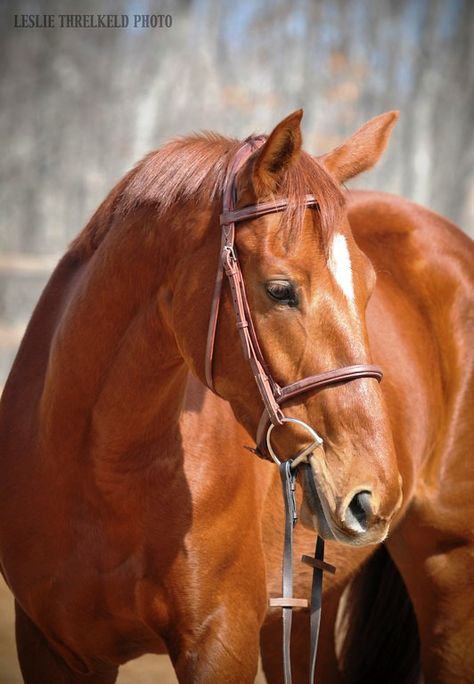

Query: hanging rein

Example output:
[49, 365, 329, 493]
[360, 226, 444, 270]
[204, 137, 383, 683]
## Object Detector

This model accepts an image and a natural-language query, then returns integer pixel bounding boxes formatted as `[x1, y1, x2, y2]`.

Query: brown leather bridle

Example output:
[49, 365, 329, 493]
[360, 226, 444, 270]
[204, 136, 383, 683]
[205, 136, 382, 448]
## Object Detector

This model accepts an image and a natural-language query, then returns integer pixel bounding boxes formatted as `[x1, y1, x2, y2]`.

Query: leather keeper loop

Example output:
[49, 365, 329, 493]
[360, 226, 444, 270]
[269, 597, 309, 609]
[301, 555, 336, 575]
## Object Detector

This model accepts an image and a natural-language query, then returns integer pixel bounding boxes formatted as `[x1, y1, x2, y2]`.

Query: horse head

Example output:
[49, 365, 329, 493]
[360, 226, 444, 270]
[167, 110, 402, 546]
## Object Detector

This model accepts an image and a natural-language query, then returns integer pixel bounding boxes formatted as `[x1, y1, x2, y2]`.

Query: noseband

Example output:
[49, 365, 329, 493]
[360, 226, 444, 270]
[204, 137, 383, 683]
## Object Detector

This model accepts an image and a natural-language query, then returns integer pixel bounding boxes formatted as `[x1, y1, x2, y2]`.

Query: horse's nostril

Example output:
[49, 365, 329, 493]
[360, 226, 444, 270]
[344, 490, 373, 533]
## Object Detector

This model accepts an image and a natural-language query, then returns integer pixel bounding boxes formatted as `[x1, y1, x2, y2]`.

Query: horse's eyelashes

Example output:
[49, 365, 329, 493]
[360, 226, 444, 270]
[265, 280, 299, 307]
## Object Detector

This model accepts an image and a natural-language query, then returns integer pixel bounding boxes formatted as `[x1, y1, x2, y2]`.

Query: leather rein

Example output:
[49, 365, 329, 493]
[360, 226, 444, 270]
[204, 137, 383, 682]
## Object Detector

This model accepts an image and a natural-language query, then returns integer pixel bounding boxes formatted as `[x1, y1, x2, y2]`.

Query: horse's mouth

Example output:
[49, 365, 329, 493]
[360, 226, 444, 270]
[299, 459, 390, 547]
[299, 463, 336, 540]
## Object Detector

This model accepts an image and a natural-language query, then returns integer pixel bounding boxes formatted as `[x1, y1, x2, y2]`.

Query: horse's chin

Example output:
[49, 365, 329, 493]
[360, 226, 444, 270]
[299, 463, 389, 547]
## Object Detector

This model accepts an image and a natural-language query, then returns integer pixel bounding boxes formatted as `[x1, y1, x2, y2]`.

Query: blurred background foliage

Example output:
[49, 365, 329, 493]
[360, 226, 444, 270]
[0, 1, 473, 681]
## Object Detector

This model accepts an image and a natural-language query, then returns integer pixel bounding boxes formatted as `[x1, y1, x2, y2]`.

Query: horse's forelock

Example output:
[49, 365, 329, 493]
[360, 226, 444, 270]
[278, 150, 345, 251]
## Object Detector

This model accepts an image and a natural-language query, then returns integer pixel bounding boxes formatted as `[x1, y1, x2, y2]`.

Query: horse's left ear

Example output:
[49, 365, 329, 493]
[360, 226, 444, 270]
[319, 111, 399, 184]
[252, 110, 303, 195]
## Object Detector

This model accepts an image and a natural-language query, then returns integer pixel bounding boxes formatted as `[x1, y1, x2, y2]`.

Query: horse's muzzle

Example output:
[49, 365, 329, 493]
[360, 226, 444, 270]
[299, 458, 398, 546]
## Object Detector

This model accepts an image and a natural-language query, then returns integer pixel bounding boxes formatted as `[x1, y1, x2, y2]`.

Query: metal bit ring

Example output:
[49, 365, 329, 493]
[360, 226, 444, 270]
[266, 417, 323, 467]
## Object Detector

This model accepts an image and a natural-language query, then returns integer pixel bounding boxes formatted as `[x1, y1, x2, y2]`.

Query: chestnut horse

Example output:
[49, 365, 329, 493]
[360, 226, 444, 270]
[0, 110, 473, 684]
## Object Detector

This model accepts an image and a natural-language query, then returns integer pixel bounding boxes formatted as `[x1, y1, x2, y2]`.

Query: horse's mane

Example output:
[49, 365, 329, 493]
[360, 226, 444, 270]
[70, 132, 344, 259]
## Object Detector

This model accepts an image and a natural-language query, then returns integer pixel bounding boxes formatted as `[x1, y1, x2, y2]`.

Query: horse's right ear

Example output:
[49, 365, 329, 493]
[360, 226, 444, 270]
[252, 110, 303, 196]
[319, 111, 399, 184]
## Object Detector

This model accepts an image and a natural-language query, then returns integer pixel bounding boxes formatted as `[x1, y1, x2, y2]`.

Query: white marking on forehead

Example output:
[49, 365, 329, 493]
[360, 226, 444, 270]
[328, 234, 355, 303]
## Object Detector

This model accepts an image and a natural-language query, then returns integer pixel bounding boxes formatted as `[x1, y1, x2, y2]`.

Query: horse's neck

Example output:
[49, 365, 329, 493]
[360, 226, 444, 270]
[40, 211, 190, 467]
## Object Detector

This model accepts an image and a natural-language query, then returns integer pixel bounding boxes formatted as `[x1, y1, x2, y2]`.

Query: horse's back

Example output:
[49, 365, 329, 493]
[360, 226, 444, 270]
[349, 189, 473, 380]
[348, 189, 473, 275]
[349, 189, 473, 394]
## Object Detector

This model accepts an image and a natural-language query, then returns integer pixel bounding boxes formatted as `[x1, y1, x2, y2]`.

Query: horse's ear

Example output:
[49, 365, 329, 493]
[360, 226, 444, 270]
[252, 110, 303, 195]
[319, 111, 399, 184]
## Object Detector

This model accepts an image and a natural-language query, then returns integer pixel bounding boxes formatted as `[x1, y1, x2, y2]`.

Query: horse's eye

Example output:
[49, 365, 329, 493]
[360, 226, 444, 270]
[265, 280, 299, 307]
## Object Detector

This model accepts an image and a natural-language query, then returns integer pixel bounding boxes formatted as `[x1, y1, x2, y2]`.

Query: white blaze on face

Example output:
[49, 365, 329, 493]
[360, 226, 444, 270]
[328, 234, 355, 304]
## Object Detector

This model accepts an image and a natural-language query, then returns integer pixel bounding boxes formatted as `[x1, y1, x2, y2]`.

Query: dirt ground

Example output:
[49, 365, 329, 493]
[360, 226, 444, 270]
[0, 577, 266, 683]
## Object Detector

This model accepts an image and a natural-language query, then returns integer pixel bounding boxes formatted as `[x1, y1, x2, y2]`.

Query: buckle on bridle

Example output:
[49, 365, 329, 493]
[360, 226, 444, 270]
[266, 417, 324, 467]
[223, 244, 237, 261]
[222, 245, 237, 274]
